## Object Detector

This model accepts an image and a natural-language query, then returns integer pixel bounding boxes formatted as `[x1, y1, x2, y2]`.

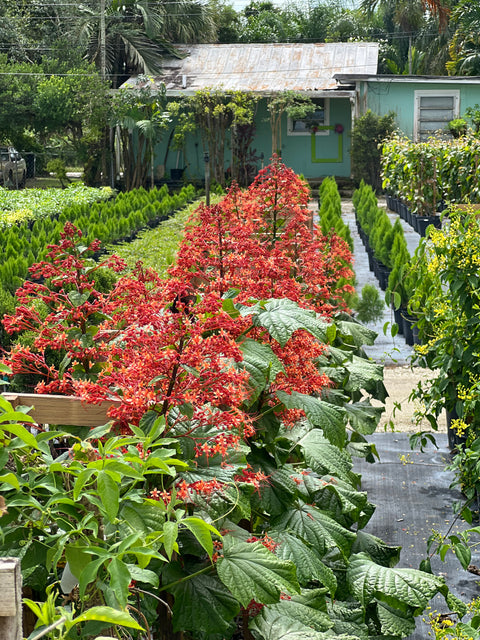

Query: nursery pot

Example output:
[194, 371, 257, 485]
[170, 168, 185, 180]
[412, 323, 422, 345]
[393, 307, 404, 335]
[367, 248, 375, 272]
[378, 265, 391, 291]
[416, 216, 433, 237]
[401, 312, 415, 346]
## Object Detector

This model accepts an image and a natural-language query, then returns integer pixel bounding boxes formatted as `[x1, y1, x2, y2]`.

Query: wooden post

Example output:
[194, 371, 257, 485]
[0, 558, 22, 640]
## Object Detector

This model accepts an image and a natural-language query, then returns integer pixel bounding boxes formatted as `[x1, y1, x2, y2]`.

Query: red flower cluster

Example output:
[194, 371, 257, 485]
[2, 160, 354, 513]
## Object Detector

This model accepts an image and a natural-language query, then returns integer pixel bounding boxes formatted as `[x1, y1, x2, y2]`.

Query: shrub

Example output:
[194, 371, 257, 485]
[354, 283, 385, 324]
[351, 110, 397, 190]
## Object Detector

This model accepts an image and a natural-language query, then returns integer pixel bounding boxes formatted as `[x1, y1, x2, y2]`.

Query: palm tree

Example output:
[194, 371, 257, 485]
[74, 0, 216, 87]
[360, 0, 450, 74]
[361, 0, 449, 28]
[446, 0, 480, 75]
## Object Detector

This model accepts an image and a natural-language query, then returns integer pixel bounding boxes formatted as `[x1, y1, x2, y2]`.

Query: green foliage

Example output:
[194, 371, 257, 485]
[109, 196, 218, 276]
[46, 158, 69, 188]
[354, 284, 385, 324]
[318, 176, 353, 251]
[351, 110, 397, 190]
[0, 183, 197, 295]
[382, 134, 480, 214]
[447, 118, 468, 138]
[168, 89, 258, 186]
[112, 79, 170, 190]
[267, 90, 316, 155]
[0, 289, 455, 639]
[410, 208, 480, 449]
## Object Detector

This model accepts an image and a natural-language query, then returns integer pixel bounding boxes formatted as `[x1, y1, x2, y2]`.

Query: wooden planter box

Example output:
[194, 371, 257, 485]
[0, 558, 22, 640]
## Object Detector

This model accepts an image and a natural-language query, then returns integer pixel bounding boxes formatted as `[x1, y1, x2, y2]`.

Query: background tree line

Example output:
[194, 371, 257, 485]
[0, 0, 477, 187]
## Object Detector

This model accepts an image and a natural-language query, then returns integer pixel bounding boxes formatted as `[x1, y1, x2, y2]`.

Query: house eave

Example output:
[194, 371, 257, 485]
[335, 73, 480, 84]
[165, 88, 356, 99]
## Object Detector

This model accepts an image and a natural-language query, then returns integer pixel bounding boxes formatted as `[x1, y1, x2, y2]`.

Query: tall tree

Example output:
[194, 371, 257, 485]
[361, 0, 450, 73]
[73, 0, 217, 87]
[447, 0, 480, 75]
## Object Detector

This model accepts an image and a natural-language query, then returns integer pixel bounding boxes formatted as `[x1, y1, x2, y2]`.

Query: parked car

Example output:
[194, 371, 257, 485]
[0, 147, 27, 188]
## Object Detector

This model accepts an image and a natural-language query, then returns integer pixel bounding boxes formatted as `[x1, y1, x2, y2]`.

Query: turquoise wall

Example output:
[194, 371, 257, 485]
[362, 80, 480, 139]
[156, 96, 353, 182]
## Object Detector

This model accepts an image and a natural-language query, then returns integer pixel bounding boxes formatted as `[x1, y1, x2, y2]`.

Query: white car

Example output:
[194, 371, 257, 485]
[0, 147, 27, 188]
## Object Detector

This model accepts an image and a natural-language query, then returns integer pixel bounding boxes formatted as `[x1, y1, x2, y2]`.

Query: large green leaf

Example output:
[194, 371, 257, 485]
[169, 572, 240, 634]
[216, 536, 300, 607]
[344, 400, 384, 435]
[313, 476, 371, 527]
[285, 427, 354, 482]
[242, 299, 328, 347]
[181, 517, 220, 559]
[343, 357, 387, 402]
[239, 339, 285, 403]
[347, 553, 444, 609]
[121, 501, 165, 536]
[335, 320, 377, 347]
[107, 557, 131, 609]
[73, 606, 143, 631]
[97, 471, 119, 522]
[256, 594, 333, 634]
[270, 531, 337, 594]
[0, 420, 38, 449]
[276, 390, 346, 447]
[327, 600, 369, 639]
[250, 610, 357, 640]
[351, 531, 401, 568]
[376, 601, 417, 637]
[250, 464, 300, 518]
[272, 504, 356, 559]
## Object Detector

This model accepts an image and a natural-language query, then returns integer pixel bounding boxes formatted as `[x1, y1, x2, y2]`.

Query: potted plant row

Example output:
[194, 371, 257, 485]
[0, 184, 197, 295]
[353, 181, 405, 292]
[381, 133, 480, 236]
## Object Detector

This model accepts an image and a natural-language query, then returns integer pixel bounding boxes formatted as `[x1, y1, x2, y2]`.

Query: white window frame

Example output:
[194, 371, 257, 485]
[287, 98, 330, 136]
[414, 90, 460, 142]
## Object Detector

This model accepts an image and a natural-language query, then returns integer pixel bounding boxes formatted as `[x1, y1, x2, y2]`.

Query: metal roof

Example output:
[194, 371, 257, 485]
[124, 43, 379, 95]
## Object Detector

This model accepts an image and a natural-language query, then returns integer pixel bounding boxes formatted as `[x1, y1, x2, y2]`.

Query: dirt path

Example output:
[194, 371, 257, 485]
[379, 366, 447, 433]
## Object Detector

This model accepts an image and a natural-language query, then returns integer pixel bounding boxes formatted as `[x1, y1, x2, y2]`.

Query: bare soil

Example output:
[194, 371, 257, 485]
[377, 365, 447, 433]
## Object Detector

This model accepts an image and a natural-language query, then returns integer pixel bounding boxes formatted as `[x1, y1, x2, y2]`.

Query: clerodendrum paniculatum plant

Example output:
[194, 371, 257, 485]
[0, 161, 465, 640]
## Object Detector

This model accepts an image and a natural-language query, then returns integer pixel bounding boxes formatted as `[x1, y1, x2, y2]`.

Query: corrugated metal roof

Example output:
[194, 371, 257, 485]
[125, 43, 379, 94]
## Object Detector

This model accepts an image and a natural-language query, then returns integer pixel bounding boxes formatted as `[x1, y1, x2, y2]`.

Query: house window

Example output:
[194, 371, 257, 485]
[288, 99, 329, 136]
[414, 91, 460, 141]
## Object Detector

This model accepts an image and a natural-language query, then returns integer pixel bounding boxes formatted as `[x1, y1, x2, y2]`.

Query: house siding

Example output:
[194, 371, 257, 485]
[360, 79, 480, 139]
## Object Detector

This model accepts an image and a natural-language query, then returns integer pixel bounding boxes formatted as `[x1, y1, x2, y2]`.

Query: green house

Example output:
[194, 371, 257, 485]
[335, 73, 480, 141]
[123, 42, 379, 184]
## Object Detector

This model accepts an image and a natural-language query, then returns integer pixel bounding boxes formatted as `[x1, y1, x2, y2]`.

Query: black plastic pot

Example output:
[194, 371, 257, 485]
[367, 247, 375, 272]
[393, 307, 404, 335]
[170, 168, 185, 180]
[402, 312, 415, 346]
[416, 216, 433, 237]
[412, 323, 422, 345]
[378, 266, 391, 291]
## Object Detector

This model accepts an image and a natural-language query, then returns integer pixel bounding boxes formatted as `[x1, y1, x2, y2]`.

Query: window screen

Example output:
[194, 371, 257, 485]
[417, 94, 457, 141]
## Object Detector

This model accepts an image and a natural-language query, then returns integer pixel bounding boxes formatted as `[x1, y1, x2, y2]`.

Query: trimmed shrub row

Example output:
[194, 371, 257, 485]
[318, 176, 353, 250]
[0, 184, 196, 295]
